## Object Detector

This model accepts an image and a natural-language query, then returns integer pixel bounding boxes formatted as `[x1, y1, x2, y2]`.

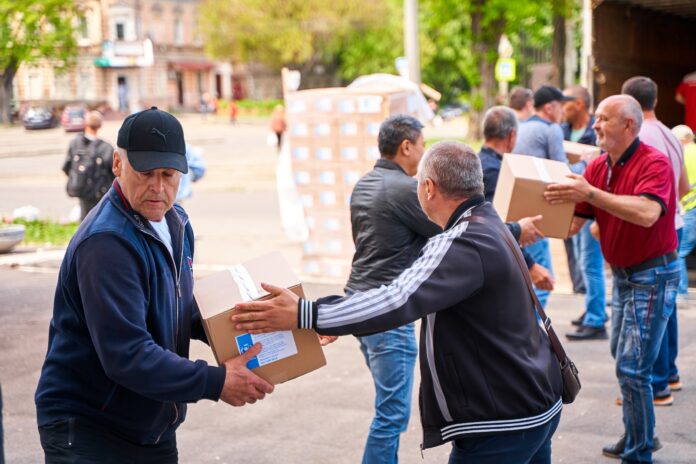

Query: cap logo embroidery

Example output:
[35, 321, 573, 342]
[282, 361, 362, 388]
[151, 127, 170, 143]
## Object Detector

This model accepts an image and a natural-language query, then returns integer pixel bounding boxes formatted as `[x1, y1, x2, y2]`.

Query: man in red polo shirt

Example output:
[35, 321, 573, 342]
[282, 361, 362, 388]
[545, 95, 678, 463]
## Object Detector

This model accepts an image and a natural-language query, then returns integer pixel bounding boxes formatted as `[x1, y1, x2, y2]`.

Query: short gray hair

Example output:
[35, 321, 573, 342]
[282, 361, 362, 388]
[482, 106, 517, 140]
[418, 141, 483, 200]
[617, 95, 643, 135]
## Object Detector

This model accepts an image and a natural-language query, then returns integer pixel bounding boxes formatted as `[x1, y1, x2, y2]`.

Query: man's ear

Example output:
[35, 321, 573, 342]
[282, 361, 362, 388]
[425, 178, 435, 200]
[400, 138, 411, 157]
[112, 149, 121, 177]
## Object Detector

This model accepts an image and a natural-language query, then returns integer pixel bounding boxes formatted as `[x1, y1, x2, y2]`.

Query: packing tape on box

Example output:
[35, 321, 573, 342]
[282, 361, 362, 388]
[229, 264, 265, 301]
[533, 157, 552, 183]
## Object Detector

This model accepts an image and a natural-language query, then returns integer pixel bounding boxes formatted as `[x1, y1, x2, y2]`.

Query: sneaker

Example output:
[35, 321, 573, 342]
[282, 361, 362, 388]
[602, 434, 662, 459]
[653, 393, 674, 406]
[571, 312, 587, 327]
[566, 325, 608, 340]
[668, 376, 683, 391]
[615, 393, 673, 407]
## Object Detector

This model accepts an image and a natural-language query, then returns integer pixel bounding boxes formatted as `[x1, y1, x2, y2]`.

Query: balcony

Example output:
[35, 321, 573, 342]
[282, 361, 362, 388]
[94, 39, 154, 68]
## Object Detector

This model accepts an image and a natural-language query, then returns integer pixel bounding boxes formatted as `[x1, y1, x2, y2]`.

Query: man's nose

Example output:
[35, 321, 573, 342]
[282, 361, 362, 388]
[150, 176, 165, 192]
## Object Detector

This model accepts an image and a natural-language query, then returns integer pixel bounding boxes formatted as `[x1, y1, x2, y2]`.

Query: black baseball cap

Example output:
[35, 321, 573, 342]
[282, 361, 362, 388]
[533, 85, 574, 108]
[117, 107, 188, 173]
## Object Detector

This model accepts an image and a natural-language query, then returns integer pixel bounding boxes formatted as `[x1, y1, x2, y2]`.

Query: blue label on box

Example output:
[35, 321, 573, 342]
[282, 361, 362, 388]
[235, 333, 260, 369]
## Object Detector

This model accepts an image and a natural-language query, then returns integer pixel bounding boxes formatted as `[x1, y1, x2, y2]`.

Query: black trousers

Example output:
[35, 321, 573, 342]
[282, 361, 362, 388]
[39, 417, 177, 464]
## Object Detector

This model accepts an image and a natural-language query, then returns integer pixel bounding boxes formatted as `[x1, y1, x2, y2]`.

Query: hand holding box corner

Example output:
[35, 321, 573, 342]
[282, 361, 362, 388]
[219, 343, 274, 407]
[194, 252, 327, 385]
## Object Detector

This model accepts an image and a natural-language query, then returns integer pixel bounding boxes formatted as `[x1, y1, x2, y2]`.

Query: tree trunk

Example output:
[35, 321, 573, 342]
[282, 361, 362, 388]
[0, 61, 18, 125]
[469, 0, 504, 140]
[551, 0, 569, 88]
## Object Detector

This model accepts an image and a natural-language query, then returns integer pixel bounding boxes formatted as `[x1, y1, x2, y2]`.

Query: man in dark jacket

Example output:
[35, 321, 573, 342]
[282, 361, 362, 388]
[36, 108, 273, 463]
[234, 142, 564, 463]
[478, 106, 554, 291]
[346, 114, 440, 464]
[62, 111, 115, 220]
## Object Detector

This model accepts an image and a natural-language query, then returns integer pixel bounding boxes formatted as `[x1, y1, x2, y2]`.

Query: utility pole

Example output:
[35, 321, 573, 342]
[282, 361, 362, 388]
[404, 0, 420, 84]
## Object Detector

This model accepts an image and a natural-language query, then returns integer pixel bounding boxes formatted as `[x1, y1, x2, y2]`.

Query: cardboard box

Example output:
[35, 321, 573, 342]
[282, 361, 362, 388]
[563, 140, 601, 164]
[193, 252, 326, 384]
[493, 154, 575, 239]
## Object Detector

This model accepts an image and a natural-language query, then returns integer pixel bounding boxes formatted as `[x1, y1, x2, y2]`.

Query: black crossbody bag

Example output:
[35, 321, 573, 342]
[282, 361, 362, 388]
[465, 215, 581, 404]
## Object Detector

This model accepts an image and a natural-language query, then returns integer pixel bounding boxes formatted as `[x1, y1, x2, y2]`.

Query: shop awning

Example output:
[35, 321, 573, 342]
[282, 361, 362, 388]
[168, 61, 214, 71]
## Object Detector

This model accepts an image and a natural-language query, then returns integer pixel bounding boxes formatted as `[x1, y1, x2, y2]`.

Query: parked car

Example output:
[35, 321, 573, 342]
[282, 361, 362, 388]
[22, 107, 57, 130]
[61, 105, 86, 132]
[439, 103, 470, 121]
[0, 224, 26, 253]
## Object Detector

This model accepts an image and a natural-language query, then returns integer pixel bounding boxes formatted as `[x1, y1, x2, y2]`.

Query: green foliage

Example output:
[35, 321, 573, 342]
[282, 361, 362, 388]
[0, 0, 82, 71]
[200, 0, 565, 114]
[11, 219, 78, 246]
[234, 98, 284, 112]
[330, 0, 403, 81]
[200, 0, 386, 68]
[420, 0, 473, 103]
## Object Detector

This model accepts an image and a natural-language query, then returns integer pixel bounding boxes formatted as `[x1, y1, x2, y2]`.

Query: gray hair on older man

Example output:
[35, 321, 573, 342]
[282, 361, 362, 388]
[417, 141, 484, 199]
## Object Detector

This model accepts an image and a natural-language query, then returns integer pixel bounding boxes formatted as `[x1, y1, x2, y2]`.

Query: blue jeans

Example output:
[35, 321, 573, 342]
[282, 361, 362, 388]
[652, 228, 682, 392]
[579, 222, 607, 327]
[678, 208, 696, 294]
[610, 260, 679, 463]
[448, 412, 561, 464]
[358, 323, 418, 464]
[525, 238, 553, 309]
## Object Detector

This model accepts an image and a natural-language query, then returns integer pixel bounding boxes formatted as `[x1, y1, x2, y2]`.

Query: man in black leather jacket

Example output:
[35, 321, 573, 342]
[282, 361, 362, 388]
[345, 115, 439, 464]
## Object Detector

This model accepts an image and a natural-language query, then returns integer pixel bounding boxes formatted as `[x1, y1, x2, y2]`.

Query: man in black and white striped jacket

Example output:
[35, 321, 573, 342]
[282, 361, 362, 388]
[234, 141, 563, 463]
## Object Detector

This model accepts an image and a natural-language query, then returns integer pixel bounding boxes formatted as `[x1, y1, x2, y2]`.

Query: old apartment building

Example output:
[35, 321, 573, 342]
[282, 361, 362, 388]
[13, 0, 240, 112]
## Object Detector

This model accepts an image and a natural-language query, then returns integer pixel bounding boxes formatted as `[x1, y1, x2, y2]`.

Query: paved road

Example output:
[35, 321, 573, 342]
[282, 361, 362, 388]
[1, 268, 695, 463]
[2, 116, 695, 462]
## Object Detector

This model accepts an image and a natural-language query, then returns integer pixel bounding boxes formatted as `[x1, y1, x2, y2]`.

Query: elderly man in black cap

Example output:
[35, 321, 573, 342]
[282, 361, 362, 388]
[35, 108, 273, 463]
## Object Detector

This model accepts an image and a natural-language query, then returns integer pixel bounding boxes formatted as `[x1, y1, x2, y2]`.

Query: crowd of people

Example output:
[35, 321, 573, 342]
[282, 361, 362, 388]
[37, 74, 696, 464]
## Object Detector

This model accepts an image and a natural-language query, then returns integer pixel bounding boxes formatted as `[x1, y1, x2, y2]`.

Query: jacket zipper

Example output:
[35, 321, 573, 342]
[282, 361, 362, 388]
[131, 212, 188, 444]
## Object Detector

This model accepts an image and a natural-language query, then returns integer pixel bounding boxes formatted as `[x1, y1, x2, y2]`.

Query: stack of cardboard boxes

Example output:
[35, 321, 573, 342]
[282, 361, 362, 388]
[286, 87, 419, 282]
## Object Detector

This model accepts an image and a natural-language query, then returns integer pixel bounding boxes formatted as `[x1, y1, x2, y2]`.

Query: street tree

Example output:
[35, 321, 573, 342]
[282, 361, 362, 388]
[0, 0, 83, 124]
[333, 0, 556, 138]
[200, 0, 385, 74]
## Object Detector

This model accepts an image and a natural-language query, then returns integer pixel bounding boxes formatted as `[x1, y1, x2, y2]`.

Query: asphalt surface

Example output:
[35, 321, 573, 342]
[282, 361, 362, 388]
[2, 268, 696, 463]
[1, 116, 695, 462]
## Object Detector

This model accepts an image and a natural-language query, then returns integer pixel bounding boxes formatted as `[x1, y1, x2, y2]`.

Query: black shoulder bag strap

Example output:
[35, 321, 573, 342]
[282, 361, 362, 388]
[465, 214, 581, 403]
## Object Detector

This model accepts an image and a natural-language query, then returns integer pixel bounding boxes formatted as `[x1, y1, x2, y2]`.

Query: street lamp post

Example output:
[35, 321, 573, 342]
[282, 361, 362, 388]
[404, 0, 420, 84]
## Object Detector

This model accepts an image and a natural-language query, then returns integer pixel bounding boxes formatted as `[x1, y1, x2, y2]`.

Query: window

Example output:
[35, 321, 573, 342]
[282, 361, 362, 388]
[79, 17, 88, 40]
[116, 23, 125, 40]
[174, 19, 183, 45]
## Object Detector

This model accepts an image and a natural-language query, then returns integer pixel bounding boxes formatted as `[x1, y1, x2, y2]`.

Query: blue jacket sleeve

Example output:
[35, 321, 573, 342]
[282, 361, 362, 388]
[76, 233, 225, 403]
[548, 125, 567, 162]
[298, 230, 484, 336]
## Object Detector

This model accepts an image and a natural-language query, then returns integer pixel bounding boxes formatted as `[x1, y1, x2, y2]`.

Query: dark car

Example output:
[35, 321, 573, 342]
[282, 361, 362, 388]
[61, 106, 86, 132]
[22, 107, 57, 130]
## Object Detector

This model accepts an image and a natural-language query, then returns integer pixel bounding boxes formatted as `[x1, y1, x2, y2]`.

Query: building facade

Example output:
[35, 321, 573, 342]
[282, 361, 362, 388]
[13, 0, 235, 113]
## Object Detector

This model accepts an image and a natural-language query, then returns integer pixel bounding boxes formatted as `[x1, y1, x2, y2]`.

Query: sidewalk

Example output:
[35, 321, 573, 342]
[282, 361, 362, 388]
[1, 115, 695, 462]
[1, 269, 695, 463]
